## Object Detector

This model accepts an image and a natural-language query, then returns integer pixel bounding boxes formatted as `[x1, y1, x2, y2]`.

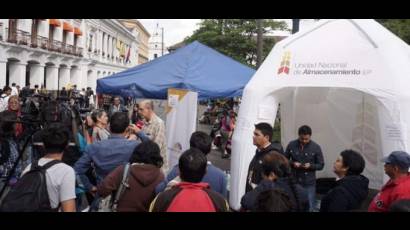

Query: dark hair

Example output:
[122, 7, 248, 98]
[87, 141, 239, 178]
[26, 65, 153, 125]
[340, 149, 365, 176]
[254, 122, 273, 141]
[298, 125, 312, 136]
[179, 148, 207, 183]
[190, 131, 212, 155]
[389, 199, 410, 212]
[11, 83, 16, 87]
[91, 109, 106, 123]
[42, 123, 70, 154]
[109, 112, 129, 134]
[262, 151, 301, 211]
[129, 140, 163, 167]
[3, 86, 11, 92]
[254, 189, 293, 212]
[0, 111, 17, 164]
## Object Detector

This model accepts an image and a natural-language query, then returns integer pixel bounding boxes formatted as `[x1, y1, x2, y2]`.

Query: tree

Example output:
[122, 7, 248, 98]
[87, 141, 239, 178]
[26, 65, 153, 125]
[376, 19, 410, 44]
[184, 19, 288, 67]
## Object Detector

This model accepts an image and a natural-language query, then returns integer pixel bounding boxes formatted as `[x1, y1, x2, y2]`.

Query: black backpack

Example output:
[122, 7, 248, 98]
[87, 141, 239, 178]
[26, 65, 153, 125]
[0, 160, 62, 212]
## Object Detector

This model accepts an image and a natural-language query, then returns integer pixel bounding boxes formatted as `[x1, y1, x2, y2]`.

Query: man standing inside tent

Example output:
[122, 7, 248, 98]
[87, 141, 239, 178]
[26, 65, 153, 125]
[137, 100, 168, 173]
[284, 125, 324, 211]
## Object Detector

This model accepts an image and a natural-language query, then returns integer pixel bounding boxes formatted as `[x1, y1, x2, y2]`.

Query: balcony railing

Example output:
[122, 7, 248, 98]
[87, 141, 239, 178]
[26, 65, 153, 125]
[63, 44, 75, 55]
[7, 29, 30, 46]
[48, 40, 62, 52]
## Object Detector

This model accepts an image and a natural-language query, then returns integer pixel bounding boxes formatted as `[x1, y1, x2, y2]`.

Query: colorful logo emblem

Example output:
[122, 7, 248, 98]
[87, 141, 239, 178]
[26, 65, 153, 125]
[278, 51, 291, 75]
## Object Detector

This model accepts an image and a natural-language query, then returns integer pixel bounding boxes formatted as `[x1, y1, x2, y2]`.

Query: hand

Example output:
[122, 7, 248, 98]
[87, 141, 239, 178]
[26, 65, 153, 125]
[303, 163, 311, 169]
[293, 162, 302, 168]
[128, 124, 141, 134]
[89, 186, 97, 196]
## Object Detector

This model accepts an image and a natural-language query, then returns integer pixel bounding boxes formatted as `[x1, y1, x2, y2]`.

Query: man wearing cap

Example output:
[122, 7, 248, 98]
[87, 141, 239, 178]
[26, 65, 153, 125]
[368, 151, 410, 212]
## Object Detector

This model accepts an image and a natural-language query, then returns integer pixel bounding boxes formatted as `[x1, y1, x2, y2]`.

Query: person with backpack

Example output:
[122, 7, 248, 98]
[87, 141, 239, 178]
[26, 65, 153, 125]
[149, 148, 229, 212]
[1, 122, 76, 212]
[155, 131, 228, 198]
[241, 151, 309, 212]
[74, 112, 149, 210]
[97, 140, 164, 212]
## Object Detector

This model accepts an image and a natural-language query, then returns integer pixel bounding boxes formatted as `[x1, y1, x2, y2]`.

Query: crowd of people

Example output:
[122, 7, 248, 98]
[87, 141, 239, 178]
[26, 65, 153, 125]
[1, 83, 410, 212]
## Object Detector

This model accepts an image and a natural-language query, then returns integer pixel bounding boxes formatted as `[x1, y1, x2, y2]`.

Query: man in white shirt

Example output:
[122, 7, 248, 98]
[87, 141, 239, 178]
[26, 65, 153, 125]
[10, 83, 18, 96]
[0, 86, 12, 112]
[21, 123, 76, 212]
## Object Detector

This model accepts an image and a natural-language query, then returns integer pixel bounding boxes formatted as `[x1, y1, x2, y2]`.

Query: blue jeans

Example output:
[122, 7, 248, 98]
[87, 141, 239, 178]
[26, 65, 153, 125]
[303, 185, 316, 212]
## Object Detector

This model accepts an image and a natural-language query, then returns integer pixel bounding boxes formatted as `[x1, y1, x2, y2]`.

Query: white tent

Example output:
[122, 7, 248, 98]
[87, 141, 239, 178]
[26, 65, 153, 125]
[230, 19, 410, 210]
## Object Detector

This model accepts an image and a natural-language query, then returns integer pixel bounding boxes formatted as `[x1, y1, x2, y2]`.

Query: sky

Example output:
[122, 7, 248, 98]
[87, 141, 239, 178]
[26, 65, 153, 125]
[138, 19, 318, 48]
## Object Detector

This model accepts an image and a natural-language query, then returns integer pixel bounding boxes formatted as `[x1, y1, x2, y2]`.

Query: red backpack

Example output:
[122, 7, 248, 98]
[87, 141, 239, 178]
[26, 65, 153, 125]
[151, 182, 228, 212]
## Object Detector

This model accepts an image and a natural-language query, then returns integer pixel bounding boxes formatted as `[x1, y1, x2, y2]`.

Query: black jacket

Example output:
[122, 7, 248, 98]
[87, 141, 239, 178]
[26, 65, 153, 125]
[320, 175, 369, 212]
[284, 139, 324, 186]
[245, 142, 284, 193]
[241, 178, 309, 212]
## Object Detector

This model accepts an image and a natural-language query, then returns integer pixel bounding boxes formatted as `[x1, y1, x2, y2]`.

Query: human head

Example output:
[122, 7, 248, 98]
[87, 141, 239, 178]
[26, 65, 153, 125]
[85, 113, 94, 127]
[34, 84, 39, 89]
[254, 189, 292, 212]
[129, 140, 163, 168]
[190, 131, 212, 156]
[62, 87, 66, 90]
[178, 148, 207, 183]
[7, 95, 20, 112]
[109, 112, 129, 134]
[16, 85, 20, 90]
[113, 96, 121, 106]
[3, 86, 11, 96]
[261, 151, 291, 180]
[11, 83, 16, 87]
[333, 150, 365, 178]
[383, 151, 410, 179]
[253, 122, 273, 149]
[91, 109, 108, 126]
[298, 125, 312, 146]
[133, 103, 139, 112]
[138, 100, 154, 120]
[41, 123, 70, 154]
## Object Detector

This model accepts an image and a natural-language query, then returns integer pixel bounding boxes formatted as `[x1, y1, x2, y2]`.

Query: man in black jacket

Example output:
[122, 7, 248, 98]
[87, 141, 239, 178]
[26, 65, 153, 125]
[284, 125, 324, 211]
[245, 122, 284, 193]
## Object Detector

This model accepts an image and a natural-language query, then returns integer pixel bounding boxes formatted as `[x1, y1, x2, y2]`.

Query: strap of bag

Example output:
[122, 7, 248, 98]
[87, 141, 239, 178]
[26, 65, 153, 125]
[111, 163, 131, 211]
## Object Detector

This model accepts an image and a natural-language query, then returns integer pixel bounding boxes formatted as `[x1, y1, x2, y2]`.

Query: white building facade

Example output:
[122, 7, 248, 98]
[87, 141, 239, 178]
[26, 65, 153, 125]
[148, 23, 167, 60]
[0, 19, 139, 92]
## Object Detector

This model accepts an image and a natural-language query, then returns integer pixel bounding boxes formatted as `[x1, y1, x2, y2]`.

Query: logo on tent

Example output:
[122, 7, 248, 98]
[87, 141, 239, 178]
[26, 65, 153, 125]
[278, 51, 291, 75]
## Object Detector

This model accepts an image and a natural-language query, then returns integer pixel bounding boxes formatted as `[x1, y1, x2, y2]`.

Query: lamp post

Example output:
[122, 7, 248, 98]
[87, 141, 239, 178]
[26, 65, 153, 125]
[161, 27, 164, 55]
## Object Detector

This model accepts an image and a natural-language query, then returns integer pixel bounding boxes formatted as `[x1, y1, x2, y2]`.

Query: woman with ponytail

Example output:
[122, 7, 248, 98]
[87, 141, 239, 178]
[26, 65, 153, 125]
[240, 151, 309, 212]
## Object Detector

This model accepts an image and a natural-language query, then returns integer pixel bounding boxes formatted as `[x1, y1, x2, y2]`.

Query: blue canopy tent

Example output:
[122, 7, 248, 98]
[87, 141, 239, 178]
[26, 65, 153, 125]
[96, 41, 255, 100]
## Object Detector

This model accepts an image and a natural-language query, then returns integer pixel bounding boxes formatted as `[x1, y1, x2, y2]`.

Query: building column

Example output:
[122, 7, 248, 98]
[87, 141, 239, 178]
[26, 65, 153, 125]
[0, 59, 6, 87]
[59, 66, 71, 89]
[30, 63, 45, 88]
[107, 35, 112, 58]
[45, 65, 59, 90]
[9, 62, 27, 87]
[70, 67, 81, 87]
[87, 70, 97, 92]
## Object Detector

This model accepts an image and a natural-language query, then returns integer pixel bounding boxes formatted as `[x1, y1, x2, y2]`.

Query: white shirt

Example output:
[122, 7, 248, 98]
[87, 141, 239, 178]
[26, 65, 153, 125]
[11, 86, 18, 96]
[0, 94, 10, 112]
[22, 158, 76, 209]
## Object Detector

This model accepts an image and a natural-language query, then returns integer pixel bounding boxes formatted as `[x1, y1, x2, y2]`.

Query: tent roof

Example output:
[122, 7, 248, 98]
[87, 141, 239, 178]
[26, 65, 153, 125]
[96, 41, 255, 100]
[245, 19, 410, 97]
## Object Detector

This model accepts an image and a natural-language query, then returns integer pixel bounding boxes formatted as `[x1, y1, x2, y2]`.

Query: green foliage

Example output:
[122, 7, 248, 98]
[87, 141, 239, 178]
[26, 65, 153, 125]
[377, 19, 410, 44]
[184, 19, 288, 67]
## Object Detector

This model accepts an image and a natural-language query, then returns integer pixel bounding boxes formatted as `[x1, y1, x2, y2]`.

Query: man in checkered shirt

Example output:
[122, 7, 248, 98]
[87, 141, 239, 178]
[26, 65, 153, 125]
[136, 100, 168, 173]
